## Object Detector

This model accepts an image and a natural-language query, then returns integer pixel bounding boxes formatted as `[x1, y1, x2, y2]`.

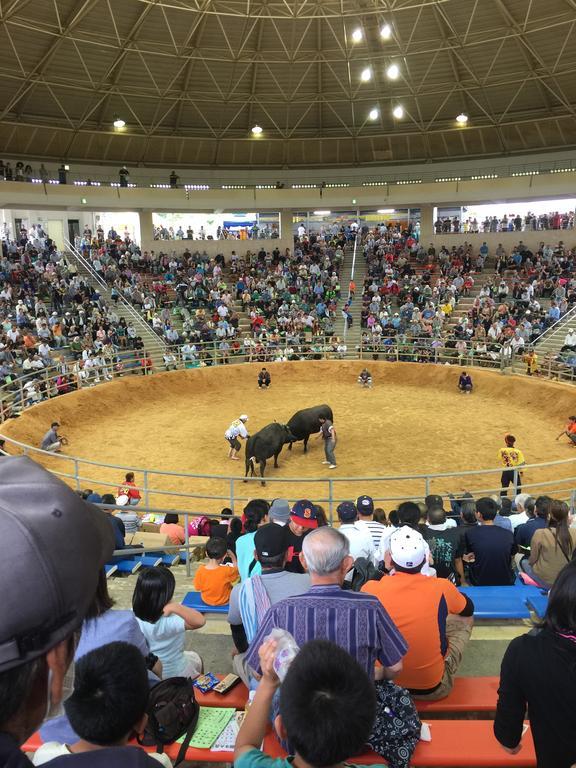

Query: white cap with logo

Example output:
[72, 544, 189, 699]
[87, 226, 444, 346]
[389, 526, 427, 569]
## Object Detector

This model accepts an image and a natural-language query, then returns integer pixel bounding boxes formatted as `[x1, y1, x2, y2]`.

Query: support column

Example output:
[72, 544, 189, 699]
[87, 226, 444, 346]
[138, 210, 154, 245]
[279, 209, 294, 251]
[420, 204, 434, 239]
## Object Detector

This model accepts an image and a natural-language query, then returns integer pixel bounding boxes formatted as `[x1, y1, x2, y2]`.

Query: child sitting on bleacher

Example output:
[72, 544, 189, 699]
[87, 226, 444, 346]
[234, 638, 377, 768]
[133, 566, 205, 678]
[33, 642, 170, 767]
[194, 536, 239, 605]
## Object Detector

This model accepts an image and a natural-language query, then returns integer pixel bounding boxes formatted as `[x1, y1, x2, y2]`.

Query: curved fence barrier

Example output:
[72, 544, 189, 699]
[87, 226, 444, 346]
[1, 355, 576, 517]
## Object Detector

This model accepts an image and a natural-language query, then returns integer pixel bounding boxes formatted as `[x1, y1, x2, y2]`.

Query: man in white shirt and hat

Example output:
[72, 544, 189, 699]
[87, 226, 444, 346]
[225, 414, 249, 460]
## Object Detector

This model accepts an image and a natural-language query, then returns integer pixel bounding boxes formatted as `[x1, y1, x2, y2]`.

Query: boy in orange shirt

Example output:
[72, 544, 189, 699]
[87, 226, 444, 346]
[194, 536, 239, 606]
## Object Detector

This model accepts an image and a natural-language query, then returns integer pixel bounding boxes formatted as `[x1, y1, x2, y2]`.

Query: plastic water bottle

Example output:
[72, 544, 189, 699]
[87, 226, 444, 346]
[265, 628, 299, 681]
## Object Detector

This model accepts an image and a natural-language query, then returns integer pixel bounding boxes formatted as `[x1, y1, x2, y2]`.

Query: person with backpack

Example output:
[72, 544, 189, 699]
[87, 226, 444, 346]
[132, 567, 205, 678]
[33, 642, 170, 767]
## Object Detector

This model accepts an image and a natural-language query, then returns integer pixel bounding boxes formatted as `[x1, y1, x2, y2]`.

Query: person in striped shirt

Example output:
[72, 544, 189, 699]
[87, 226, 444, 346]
[356, 495, 391, 552]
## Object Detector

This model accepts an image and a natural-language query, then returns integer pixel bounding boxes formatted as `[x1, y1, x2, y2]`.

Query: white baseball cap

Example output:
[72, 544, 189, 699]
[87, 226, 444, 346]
[240, 414, 249, 422]
[389, 526, 427, 569]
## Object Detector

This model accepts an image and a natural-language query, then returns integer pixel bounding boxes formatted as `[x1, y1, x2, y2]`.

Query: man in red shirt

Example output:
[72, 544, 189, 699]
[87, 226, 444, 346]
[362, 526, 474, 700]
[556, 415, 576, 445]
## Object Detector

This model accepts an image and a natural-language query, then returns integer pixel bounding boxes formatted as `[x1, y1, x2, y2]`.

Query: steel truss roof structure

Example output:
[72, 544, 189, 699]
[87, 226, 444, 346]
[1, 0, 576, 167]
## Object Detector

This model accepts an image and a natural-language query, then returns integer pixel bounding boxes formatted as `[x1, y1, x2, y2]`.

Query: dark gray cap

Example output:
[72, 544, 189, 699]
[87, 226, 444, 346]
[0, 457, 115, 672]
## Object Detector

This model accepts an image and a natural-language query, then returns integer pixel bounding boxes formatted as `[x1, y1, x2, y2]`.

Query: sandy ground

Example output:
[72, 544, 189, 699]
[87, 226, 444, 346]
[2, 361, 576, 514]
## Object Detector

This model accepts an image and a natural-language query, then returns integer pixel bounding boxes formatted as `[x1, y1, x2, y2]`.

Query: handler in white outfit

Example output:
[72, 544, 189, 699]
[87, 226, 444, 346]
[225, 414, 249, 460]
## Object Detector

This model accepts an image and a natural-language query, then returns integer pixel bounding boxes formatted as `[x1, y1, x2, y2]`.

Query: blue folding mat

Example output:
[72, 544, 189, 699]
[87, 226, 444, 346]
[459, 585, 545, 619]
[182, 591, 229, 614]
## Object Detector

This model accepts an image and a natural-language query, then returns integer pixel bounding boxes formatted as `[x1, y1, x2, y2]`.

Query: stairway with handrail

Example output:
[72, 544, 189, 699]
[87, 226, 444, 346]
[64, 239, 168, 368]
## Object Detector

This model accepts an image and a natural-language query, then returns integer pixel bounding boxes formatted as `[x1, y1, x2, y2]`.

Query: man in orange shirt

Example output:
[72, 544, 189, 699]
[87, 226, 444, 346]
[362, 526, 474, 700]
[556, 415, 576, 446]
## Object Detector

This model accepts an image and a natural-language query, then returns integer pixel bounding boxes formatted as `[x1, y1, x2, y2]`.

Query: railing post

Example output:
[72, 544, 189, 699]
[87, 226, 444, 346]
[143, 470, 150, 509]
[425, 476, 430, 498]
[230, 477, 235, 512]
[74, 458, 80, 491]
[328, 479, 334, 523]
[184, 513, 191, 577]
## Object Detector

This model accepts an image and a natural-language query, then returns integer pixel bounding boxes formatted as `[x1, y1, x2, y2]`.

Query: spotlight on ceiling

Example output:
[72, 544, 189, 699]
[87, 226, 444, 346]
[113, 118, 126, 129]
[351, 27, 363, 43]
[380, 23, 392, 40]
[456, 113, 469, 125]
[360, 67, 372, 82]
[369, 108, 380, 121]
[392, 104, 404, 119]
[251, 125, 263, 135]
[386, 63, 400, 80]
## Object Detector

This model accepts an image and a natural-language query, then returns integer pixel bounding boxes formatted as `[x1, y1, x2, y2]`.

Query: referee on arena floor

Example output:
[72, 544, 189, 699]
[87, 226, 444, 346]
[225, 415, 249, 461]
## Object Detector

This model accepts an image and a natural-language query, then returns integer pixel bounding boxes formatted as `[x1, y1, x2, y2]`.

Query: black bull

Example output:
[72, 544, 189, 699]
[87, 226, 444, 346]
[287, 404, 334, 452]
[244, 423, 297, 484]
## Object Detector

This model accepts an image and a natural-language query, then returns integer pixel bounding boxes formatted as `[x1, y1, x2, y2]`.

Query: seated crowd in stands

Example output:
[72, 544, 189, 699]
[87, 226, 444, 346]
[4, 217, 576, 401]
[359, 226, 576, 369]
[1, 461, 575, 768]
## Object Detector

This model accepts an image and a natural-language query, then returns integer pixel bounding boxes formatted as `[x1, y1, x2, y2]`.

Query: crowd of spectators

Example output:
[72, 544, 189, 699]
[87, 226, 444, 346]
[0, 223, 154, 411]
[358, 229, 576, 370]
[435, 210, 575, 234]
[153, 222, 279, 241]
[1, 461, 574, 768]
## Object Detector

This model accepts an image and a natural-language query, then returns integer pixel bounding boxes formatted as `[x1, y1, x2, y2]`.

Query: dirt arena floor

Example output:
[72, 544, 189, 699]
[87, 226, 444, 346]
[2, 361, 576, 514]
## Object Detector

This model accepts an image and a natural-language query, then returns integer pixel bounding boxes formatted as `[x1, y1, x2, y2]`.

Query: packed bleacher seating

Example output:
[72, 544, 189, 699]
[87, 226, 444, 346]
[3, 460, 575, 768]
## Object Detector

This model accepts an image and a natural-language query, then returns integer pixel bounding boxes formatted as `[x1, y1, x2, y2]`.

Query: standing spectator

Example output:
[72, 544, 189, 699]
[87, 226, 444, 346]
[0, 457, 114, 767]
[464, 497, 517, 586]
[363, 526, 474, 699]
[318, 414, 337, 469]
[58, 163, 67, 184]
[169, 170, 179, 188]
[494, 561, 576, 767]
[519, 500, 576, 589]
[118, 166, 129, 187]
[498, 434, 525, 497]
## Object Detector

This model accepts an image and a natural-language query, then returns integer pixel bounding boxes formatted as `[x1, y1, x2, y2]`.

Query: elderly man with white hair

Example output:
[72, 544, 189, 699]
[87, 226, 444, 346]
[509, 494, 535, 531]
[244, 526, 406, 683]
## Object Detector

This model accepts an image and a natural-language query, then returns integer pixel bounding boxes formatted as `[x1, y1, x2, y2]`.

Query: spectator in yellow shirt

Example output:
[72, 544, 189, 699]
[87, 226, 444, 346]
[498, 434, 525, 498]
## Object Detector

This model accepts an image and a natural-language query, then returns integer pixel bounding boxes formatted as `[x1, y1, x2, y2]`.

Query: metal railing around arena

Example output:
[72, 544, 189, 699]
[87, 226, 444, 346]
[1, 344, 576, 518]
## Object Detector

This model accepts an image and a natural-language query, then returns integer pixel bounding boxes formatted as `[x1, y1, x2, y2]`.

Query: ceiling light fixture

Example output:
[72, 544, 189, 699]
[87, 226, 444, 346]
[380, 23, 392, 40]
[386, 63, 400, 80]
[392, 105, 404, 119]
[351, 27, 363, 43]
[361, 67, 372, 82]
[313, 210, 331, 215]
[368, 108, 380, 121]
[251, 125, 263, 135]
[113, 118, 126, 129]
[377, 208, 395, 213]
[456, 113, 469, 125]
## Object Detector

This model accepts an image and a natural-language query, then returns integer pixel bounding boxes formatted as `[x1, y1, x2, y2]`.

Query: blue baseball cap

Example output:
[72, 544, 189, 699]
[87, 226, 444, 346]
[337, 501, 358, 522]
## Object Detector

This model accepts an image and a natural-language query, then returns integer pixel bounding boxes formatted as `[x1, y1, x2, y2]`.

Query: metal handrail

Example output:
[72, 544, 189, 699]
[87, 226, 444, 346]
[64, 238, 168, 350]
[531, 303, 576, 345]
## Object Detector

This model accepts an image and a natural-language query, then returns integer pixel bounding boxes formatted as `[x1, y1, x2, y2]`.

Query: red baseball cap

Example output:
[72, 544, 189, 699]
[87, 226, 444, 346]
[290, 499, 318, 529]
